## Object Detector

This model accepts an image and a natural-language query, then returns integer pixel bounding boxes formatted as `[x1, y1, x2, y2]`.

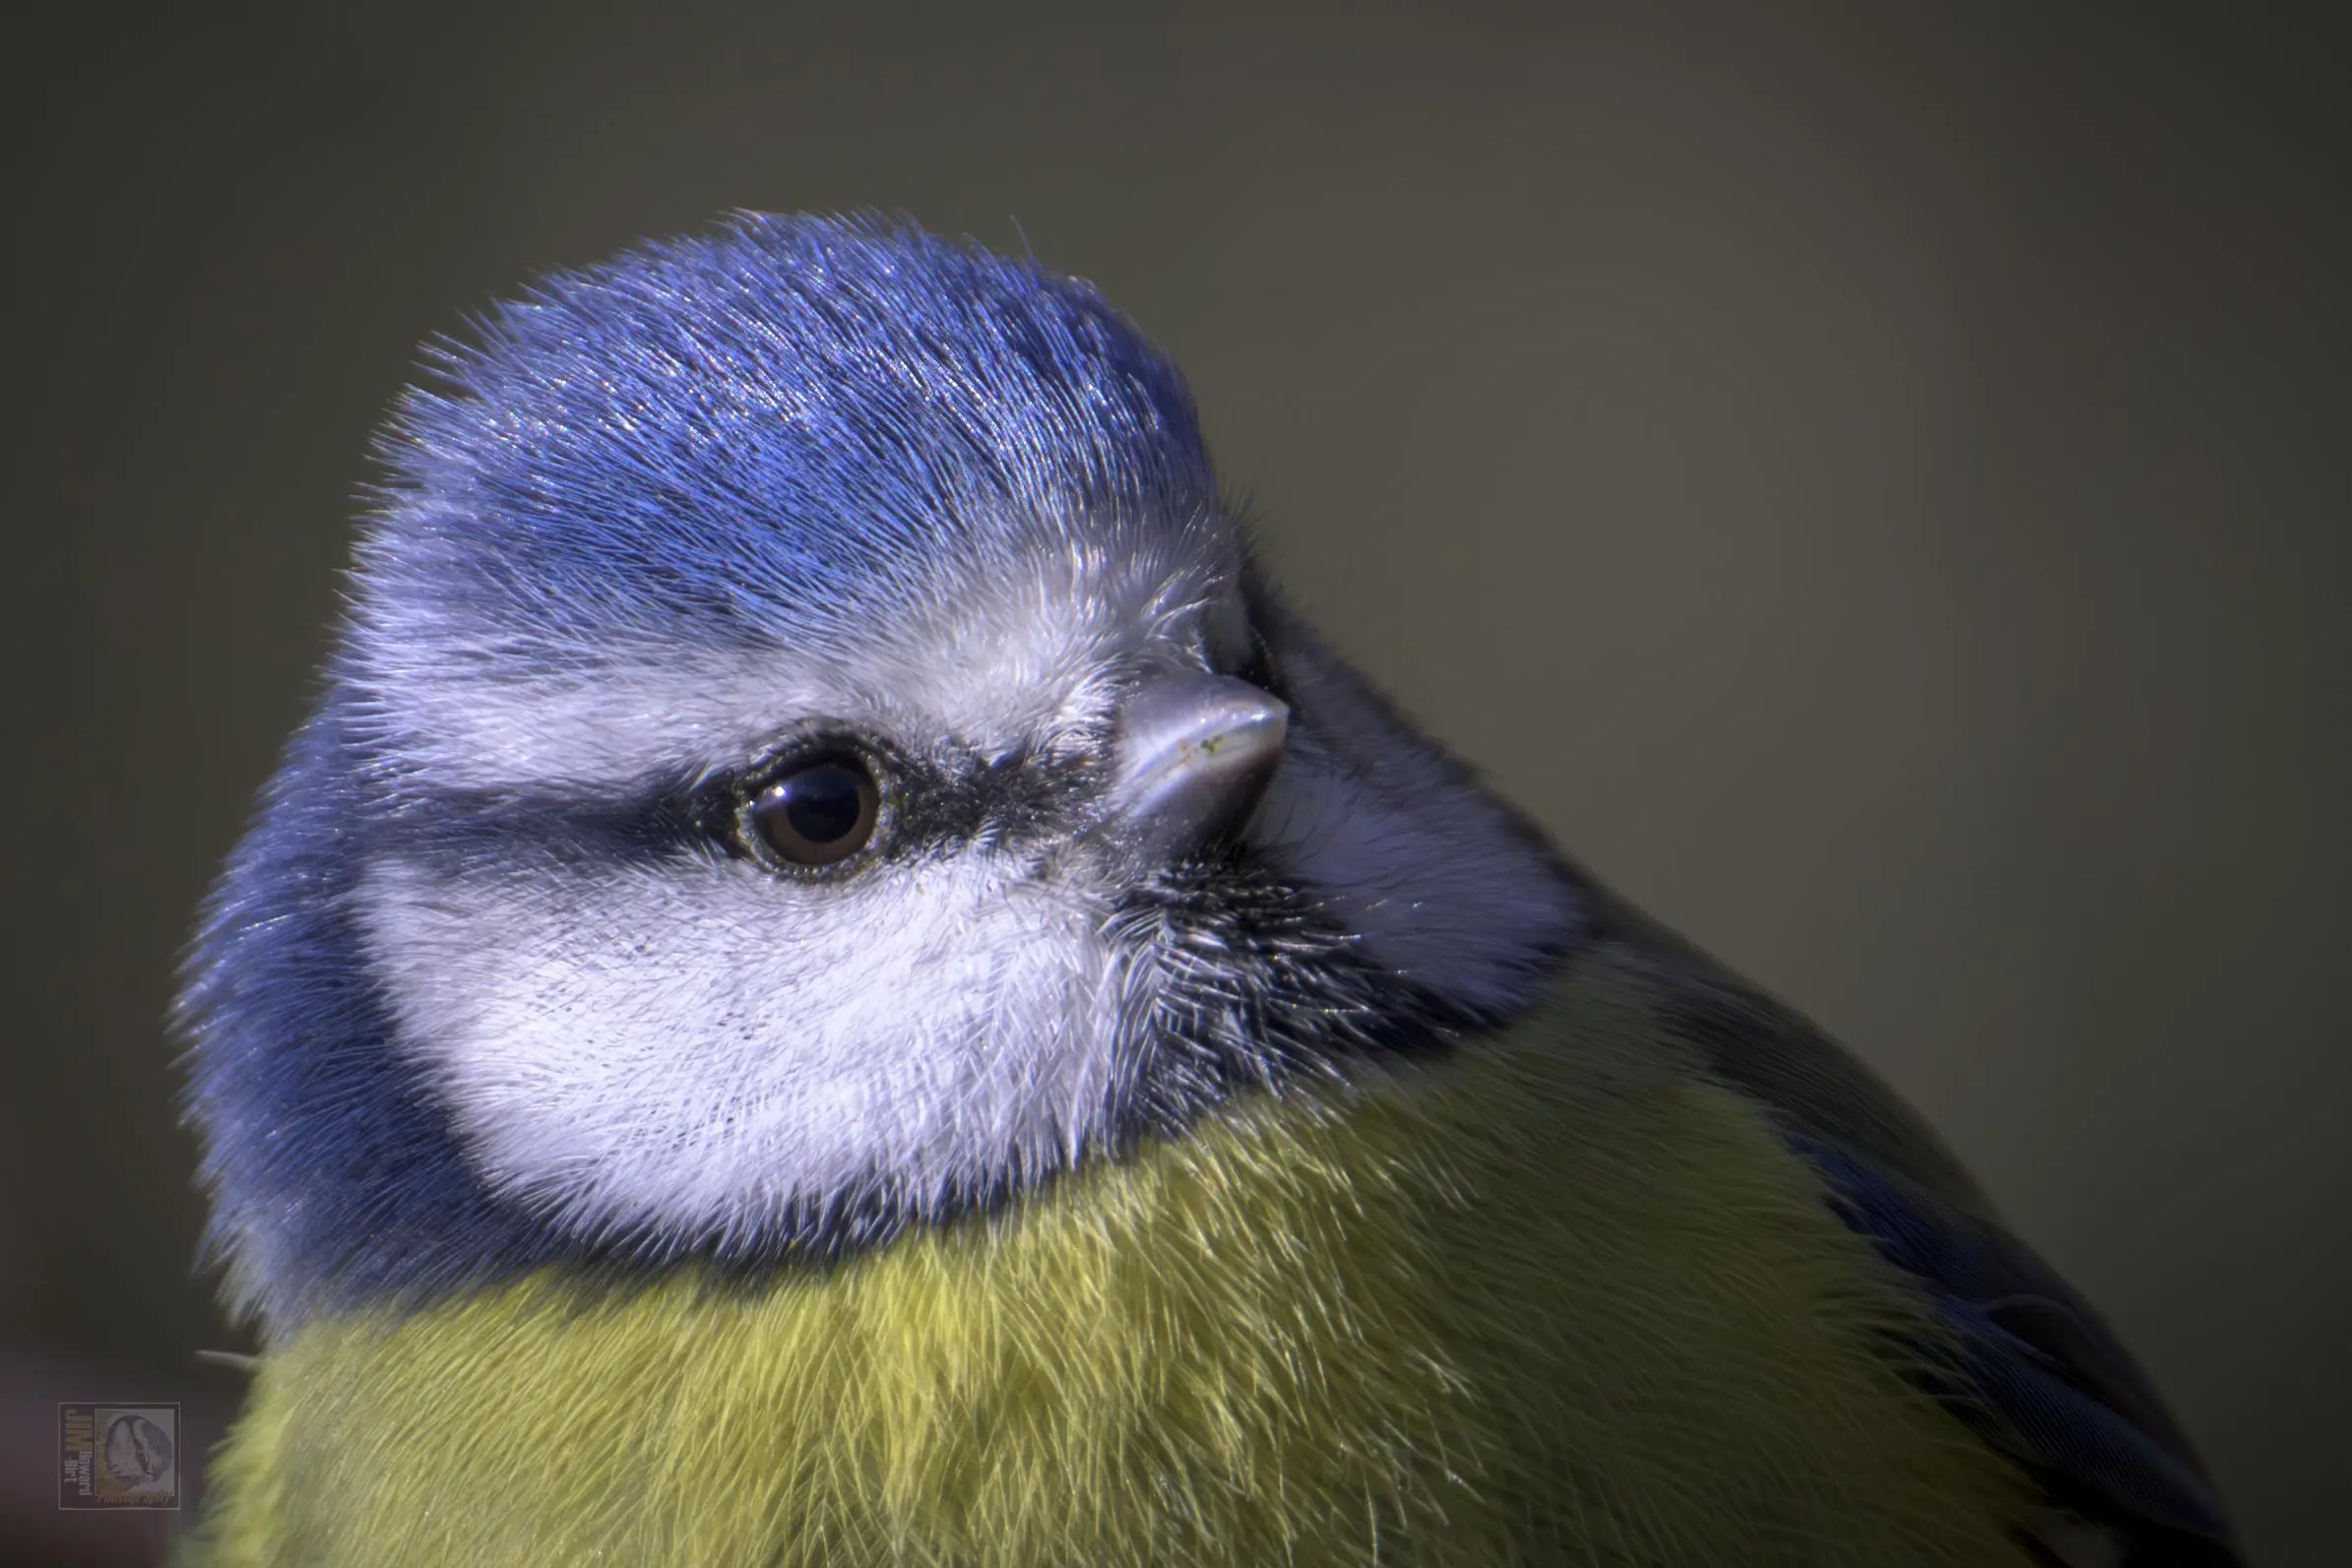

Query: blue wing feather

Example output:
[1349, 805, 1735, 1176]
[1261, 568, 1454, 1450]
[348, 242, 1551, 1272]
[1792, 1134, 2233, 1545]
[1600, 918, 2245, 1566]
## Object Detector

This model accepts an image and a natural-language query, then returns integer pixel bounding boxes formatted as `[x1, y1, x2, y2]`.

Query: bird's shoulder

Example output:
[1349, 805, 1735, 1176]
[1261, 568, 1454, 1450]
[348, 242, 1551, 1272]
[1551, 900, 2244, 1568]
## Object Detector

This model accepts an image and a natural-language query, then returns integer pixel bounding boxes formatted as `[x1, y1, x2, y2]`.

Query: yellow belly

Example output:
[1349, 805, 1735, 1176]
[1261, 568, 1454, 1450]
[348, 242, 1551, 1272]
[188, 964, 2036, 1566]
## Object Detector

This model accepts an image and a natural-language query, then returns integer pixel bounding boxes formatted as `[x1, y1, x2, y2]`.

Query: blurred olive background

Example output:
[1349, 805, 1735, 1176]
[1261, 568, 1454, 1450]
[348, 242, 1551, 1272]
[7, 2, 2346, 1563]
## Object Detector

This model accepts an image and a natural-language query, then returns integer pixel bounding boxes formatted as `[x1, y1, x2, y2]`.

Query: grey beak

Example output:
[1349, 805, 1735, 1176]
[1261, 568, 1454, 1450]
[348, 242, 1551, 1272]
[1106, 672, 1290, 859]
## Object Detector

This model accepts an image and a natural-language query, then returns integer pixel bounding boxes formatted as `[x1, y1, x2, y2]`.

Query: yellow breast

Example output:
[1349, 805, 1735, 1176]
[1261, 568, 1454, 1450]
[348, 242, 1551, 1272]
[189, 962, 2036, 1567]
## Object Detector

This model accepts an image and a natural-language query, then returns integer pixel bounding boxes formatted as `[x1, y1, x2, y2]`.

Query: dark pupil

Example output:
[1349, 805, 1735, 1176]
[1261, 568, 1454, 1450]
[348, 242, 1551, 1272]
[779, 763, 866, 845]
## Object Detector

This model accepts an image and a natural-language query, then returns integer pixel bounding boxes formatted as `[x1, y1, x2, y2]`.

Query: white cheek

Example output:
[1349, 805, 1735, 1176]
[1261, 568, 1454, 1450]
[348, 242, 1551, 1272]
[355, 850, 1119, 1243]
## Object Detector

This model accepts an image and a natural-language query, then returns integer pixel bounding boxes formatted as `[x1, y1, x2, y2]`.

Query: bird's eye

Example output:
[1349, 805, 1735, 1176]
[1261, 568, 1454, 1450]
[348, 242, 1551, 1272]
[744, 752, 883, 868]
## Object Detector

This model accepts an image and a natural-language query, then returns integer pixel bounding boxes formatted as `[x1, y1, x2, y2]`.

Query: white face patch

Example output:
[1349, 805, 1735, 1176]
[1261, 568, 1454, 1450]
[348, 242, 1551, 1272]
[347, 540, 1232, 794]
[340, 533, 1245, 1245]
[357, 847, 1122, 1242]
[338, 531, 1575, 1248]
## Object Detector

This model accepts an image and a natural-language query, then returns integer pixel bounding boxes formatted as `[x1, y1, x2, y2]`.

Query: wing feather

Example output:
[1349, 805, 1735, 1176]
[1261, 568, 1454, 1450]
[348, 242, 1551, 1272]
[1594, 906, 2244, 1567]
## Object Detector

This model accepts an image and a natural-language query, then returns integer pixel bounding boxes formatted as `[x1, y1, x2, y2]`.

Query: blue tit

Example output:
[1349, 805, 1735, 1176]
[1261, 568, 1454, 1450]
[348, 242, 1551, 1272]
[176, 215, 2242, 1568]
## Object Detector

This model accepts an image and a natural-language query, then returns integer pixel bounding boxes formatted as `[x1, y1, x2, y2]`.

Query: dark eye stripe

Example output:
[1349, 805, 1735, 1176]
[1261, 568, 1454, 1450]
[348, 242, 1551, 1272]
[361, 745, 1104, 871]
[359, 782, 719, 867]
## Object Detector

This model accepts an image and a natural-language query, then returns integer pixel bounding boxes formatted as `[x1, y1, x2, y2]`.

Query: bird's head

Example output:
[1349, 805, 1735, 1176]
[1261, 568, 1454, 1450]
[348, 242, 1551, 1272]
[182, 216, 1579, 1328]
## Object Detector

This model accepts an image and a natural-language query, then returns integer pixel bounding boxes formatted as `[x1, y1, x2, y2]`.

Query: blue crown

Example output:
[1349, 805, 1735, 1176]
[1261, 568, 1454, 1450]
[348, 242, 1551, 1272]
[366, 213, 1216, 651]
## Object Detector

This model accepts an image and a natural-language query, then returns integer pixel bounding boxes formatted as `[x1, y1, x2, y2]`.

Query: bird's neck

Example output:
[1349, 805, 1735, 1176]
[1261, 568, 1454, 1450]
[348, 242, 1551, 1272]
[189, 955, 2036, 1568]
